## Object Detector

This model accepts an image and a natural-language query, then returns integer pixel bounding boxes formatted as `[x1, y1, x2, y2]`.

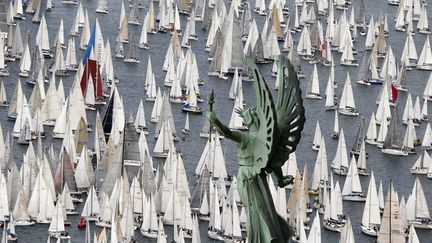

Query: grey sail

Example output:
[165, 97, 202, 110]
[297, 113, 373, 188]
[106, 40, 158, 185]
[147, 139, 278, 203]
[7, 162, 22, 211]
[102, 133, 124, 196]
[55, 149, 78, 194]
[356, 0, 366, 26]
[201, 1, 211, 30]
[122, 120, 141, 180]
[396, 64, 407, 87]
[200, 118, 210, 136]
[11, 23, 23, 58]
[32, 0, 42, 23]
[231, 17, 244, 70]
[357, 51, 369, 81]
[95, 111, 107, 162]
[0, 0, 7, 32]
[208, 29, 223, 74]
[310, 21, 320, 50]
[190, 166, 210, 211]
[383, 106, 404, 149]
[194, 0, 204, 20]
[125, 34, 138, 61]
[253, 34, 265, 63]
[95, 136, 116, 192]
[129, 0, 139, 23]
[154, 91, 177, 138]
[74, 117, 88, 155]
[63, 149, 78, 193]
[351, 118, 366, 153]
[241, 3, 251, 37]
[141, 158, 156, 196]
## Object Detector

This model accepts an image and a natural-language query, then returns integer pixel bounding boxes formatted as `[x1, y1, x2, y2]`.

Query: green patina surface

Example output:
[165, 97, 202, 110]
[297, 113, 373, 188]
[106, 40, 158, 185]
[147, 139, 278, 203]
[207, 55, 306, 242]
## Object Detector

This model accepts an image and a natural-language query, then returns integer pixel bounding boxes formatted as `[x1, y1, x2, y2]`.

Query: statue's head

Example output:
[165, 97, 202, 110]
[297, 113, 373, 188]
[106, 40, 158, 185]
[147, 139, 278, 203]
[237, 107, 258, 128]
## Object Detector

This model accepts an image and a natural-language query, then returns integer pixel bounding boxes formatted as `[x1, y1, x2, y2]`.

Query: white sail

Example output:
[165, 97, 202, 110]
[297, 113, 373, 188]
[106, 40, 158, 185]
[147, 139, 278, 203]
[361, 171, 381, 228]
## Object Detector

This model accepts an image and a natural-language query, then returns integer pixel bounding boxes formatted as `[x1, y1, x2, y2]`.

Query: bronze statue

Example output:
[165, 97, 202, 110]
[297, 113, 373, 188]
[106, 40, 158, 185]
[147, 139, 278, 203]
[207, 55, 306, 242]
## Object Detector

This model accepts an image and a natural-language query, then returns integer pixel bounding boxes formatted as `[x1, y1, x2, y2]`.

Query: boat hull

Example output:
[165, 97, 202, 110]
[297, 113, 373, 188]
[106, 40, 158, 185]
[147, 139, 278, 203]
[141, 230, 158, 238]
[342, 195, 366, 201]
[360, 225, 378, 237]
[381, 148, 408, 156]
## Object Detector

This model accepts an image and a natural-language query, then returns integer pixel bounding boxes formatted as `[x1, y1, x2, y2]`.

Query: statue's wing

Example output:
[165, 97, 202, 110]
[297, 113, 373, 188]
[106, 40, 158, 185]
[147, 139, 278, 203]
[245, 58, 278, 174]
[270, 55, 306, 168]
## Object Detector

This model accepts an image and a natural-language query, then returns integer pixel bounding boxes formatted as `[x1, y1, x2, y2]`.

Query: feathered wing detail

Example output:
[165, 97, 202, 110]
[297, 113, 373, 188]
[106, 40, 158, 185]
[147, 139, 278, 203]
[270, 55, 306, 168]
[244, 58, 278, 175]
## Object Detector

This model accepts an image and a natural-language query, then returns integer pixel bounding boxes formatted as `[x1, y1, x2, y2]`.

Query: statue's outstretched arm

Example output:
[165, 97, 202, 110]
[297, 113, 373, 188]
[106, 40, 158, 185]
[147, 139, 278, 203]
[207, 90, 244, 144]
[207, 111, 243, 144]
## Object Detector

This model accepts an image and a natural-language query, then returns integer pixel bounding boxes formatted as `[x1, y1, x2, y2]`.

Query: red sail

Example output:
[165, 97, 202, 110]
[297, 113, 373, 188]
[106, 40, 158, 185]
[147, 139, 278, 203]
[80, 59, 103, 98]
[391, 83, 398, 102]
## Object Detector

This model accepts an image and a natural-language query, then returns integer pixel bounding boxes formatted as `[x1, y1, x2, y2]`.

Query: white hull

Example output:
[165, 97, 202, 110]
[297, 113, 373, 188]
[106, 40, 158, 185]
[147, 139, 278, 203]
[208, 230, 224, 241]
[341, 61, 359, 66]
[124, 59, 140, 63]
[141, 230, 158, 238]
[411, 168, 428, 175]
[338, 108, 359, 116]
[342, 195, 366, 201]
[332, 167, 348, 175]
[417, 64, 432, 70]
[62, 0, 78, 4]
[381, 148, 408, 156]
[365, 139, 378, 145]
[95, 220, 111, 228]
[409, 220, 432, 229]
[323, 220, 343, 232]
[305, 94, 322, 99]
[95, 9, 109, 14]
[52, 132, 65, 139]
[360, 225, 378, 237]
[15, 220, 35, 226]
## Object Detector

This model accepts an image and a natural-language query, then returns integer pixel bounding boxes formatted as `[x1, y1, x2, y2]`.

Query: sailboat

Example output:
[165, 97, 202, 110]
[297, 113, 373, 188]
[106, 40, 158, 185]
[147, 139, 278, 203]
[411, 150, 432, 174]
[0, 36, 9, 77]
[207, 181, 224, 240]
[406, 178, 432, 229]
[95, 0, 109, 14]
[182, 86, 202, 114]
[305, 64, 322, 99]
[312, 121, 321, 151]
[12, 191, 35, 226]
[331, 129, 349, 175]
[338, 73, 359, 116]
[323, 175, 345, 232]
[222, 194, 243, 242]
[340, 35, 358, 66]
[377, 182, 405, 243]
[417, 5, 430, 35]
[181, 113, 190, 134]
[382, 106, 409, 156]
[81, 186, 100, 221]
[331, 111, 339, 139]
[124, 34, 140, 63]
[416, 36, 432, 71]
[48, 201, 71, 240]
[141, 193, 159, 238]
[325, 75, 337, 111]
[0, 81, 9, 107]
[341, 156, 366, 201]
[361, 171, 381, 236]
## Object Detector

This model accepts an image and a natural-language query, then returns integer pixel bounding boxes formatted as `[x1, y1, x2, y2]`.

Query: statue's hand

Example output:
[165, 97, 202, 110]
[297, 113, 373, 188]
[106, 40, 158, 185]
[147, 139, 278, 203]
[207, 111, 217, 124]
[277, 175, 294, 187]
